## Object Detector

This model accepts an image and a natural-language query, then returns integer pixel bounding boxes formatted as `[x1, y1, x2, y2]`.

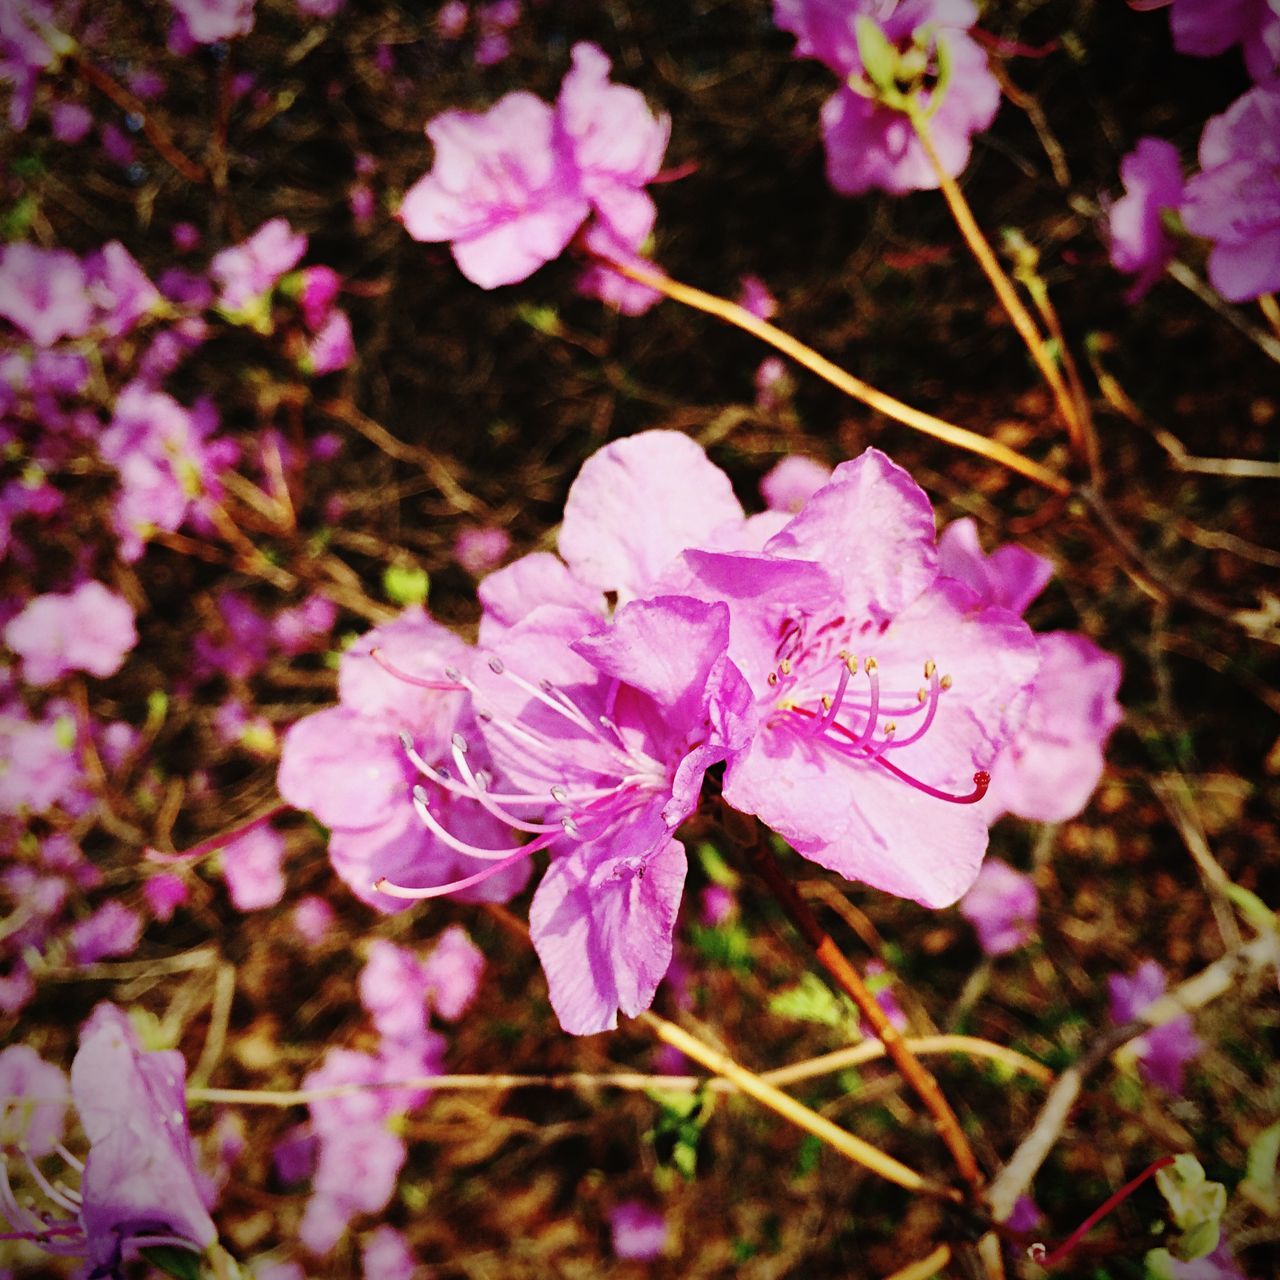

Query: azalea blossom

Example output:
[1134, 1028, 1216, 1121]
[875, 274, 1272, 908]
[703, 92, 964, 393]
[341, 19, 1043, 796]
[1108, 959, 1203, 1094]
[774, 0, 1001, 194]
[1182, 82, 1280, 302]
[211, 217, 308, 320]
[937, 518, 1122, 822]
[1108, 137, 1186, 301]
[958, 857, 1038, 955]
[4, 580, 137, 686]
[0, 1003, 217, 1274]
[400, 42, 668, 292]
[0, 242, 92, 346]
[168, 0, 256, 45]
[610, 1200, 669, 1260]
[1144, 0, 1280, 81]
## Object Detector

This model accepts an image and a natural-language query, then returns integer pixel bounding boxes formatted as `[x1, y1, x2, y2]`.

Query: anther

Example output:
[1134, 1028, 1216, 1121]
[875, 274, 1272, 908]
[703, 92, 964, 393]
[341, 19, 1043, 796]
[864, 657, 878, 674]
[451, 732, 468, 753]
[940, 674, 953, 690]
[779, 658, 792, 676]
[444, 665, 462, 682]
[487, 656, 505, 674]
[845, 654, 858, 675]
[917, 687, 927, 703]
[399, 729, 414, 750]
[561, 816, 580, 837]
[767, 671, 778, 686]
[924, 660, 936, 679]
[549, 784, 567, 804]
[821, 695, 833, 710]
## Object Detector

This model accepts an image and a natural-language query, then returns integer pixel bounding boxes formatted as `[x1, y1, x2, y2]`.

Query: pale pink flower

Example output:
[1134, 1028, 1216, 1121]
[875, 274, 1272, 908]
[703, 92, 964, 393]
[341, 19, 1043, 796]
[4, 581, 137, 686]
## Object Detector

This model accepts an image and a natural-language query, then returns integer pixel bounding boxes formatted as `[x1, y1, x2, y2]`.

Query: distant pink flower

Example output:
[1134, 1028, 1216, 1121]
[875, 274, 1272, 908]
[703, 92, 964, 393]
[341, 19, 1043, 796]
[473, 31, 509, 65]
[1163, 0, 1280, 81]
[85, 241, 162, 338]
[70, 901, 143, 964]
[958, 858, 1037, 955]
[437, 1, 468, 38]
[359, 939, 431, 1043]
[737, 273, 778, 319]
[362, 1225, 417, 1280]
[1108, 960, 1202, 1094]
[610, 1201, 668, 1261]
[296, 0, 345, 15]
[0, 0, 64, 130]
[861, 959, 908, 1034]
[211, 217, 308, 316]
[0, 705, 83, 815]
[303, 307, 354, 374]
[168, 0, 256, 45]
[296, 264, 342, 328]
[937, 518, 1054, 616]
[272, 594, 337, 654]
[760, 455, 831, 513]
[775, 0, 1001, 194]
[50, 101, 92, 142]
[754, 355, 791, 411]
[699, 884, 736, 926]
[421, 924, 485, 1020]
[400, 92, 589, 288]
[291, 894, 334, 944]
[99, 122, 136, 169]
[0, 1044, 69, 1156]
[0, 243, 92, 346]
[1182, 82, 1280, 302]
[172, 221, 202, 252]
[4, 580, 137, 686]
[454, 524, 512, 575]
[143, 873, 189, 922]
[1108, 138, 1186, 301]
[220, 825, 287, 911]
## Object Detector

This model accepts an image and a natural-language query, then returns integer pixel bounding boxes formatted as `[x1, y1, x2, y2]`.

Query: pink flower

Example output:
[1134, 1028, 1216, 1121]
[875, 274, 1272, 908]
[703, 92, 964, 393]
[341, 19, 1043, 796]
[437, 1, 468, 38]
[0, 704, 83, 815]
[400, 92, 590, 288]
[1108, 138, 1186, 301]
[737, 273, 778, 319]
[4, 580, 137, 686]
[291, 894, 334, 944]
[220, 825, 287, 911]
[454, 524, 512, 575]
[0, 1, 65, 130]
[1165, 0, 1280, 81]
[50, 101, 92, 143]
[362, 1225, 418, 1280]
[0, 243, 92, 346]
[421, 924, 485, 1020]
[938, 519, 1122, 822]
[168, 0, 256, 45]
[667, 449, 1040, 908]
[85, 241, 162, 338]
[775, 0, 1001, 195]
[610, 1201, 668, 1260]
[296, 264, 342, 328]
[143, 873, 189, 922]
[958, 858, 1037, 955]
[0, 1044, 69, 1157]
[1182, 82, 1280, 302]
[211, 218, 308, 317]
[272, 593, 337, 654]
[296, 0, 345, 15]
[1108, 960, 1202, 1094]
[70, 901, 143, 964]
[359, 939, 431, 1043]
[760, 455, 832, 513]
[699, 884, 736, 926]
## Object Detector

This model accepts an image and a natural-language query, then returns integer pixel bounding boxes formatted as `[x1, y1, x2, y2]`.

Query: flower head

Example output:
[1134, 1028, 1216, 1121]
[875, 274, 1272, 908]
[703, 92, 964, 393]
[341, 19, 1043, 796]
[1182, 82, 1280, 302]
[1108, 960, 1203, 1094]
[1108, 138, 1186, 301]
[0, 243, 92, 346]
[610, 1200, 668, 1260]
[4, 580, 137, 687]
[1164, 0, 1280, 82]
[958, 858, 1038, 955]
[168, 0, 256, 45]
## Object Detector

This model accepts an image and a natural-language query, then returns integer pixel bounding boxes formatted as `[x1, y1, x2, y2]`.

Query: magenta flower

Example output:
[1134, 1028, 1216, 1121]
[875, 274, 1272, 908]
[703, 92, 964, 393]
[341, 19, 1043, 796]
[0, 242, 92, 346]
[1108, 960, 1203, 1094]
[362, 1225, 418, 1280]
[1108, 138, 1186, 300]
[70, 901, 143, 964]
[291, 894, 334, 944]
[1161, 0, 1280, 81]
[50, 100, 92, 142]
[86, 241, 162, 338]
[957, 858, 1037, 955]
[454, 524, 512, 576]
[4, 580, 137, 686]
[775, 0, 1001, 195]
[220, 824, 287, 911]
[610, 1200, 668, 1261]
[210, 217, 308, 320]
[937, 519, 1122, 822]
[278, 607, 532, 912]
[359, 939, 433, 1043]
[0, 703, 84, 815]
[0, 1, 66, 130]
[400, 91, 590, 289]
[667, 450, 1040, 907]
[0, 1003, 217, 1273]
[302, 307, 355, 374]
[737, 273, 778, 320]
[1182, 82, 1280, 302]
[143, 872, 189, 922]
[169, 0, 256, 45]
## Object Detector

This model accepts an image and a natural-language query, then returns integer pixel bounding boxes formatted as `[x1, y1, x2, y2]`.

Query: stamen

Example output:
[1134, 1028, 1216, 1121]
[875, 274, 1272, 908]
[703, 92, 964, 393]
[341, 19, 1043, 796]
[880, 663, 941, 748]
[368, 648, 466, 691]
[447, 740, 569, 834]
[811, 654, 855, 736]
[20, 1152, 80, 1215]
[373, 845, 540, 900]
[872, 760, 990, 804]
[846, 657, 881, 749]
[412, 786, 550, 860]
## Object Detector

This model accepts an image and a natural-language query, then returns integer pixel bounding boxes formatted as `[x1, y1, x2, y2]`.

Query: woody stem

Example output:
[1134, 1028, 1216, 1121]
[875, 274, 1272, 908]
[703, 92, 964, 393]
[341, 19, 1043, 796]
[744, 833, 985, 1201]
[590, 254, 1071, 496]
[905, 106, 1087, 461]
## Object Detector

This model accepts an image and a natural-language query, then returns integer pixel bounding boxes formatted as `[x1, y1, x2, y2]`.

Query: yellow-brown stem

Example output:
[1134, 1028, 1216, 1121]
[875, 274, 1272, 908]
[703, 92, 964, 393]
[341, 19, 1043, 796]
[746, 836, 985, 1200]
[596, 256, 1071, 496]
[907, 109, 1085, 457]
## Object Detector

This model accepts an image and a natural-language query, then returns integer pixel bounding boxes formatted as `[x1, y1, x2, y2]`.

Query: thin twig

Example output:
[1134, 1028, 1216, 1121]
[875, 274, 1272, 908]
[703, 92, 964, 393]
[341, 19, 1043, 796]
[746, 838, 985, 1200]
[1166, 260, 1280, 365]
[987, 930, 1280, 1221]
[593, 257, 1071, 495]
[882, 1243, 953, 1280]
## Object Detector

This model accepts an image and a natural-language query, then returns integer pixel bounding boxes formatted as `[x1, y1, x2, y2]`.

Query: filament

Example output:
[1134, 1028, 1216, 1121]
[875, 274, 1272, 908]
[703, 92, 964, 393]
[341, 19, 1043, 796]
[367, 648, 466, 691]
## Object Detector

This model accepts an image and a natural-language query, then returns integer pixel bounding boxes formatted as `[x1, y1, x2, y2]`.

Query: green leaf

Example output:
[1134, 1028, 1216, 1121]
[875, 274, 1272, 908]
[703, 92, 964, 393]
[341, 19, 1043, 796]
[1155, 1154, 1226, 1233]
[138, 1246, 202, 1280]
[768, 972, 857, 1032]
[383, 564, 430, 606]
[924, 30, 953, 119]
[855, 16, 898, 96]
[695, 841, 738, 888]
[1241, 1119, 1280, 1215]
[1173, 1219, 1220, 1262]
[1223, 882, 1277, 934]
[690, 922, 752, 972]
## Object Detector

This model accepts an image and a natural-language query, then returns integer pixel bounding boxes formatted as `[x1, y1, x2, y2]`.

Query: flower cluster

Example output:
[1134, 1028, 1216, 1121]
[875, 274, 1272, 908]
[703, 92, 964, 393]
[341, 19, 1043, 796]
[772, 0, 1002, 195]
[280, 433, 1123, 1035]
[400, 41, 669, 308]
